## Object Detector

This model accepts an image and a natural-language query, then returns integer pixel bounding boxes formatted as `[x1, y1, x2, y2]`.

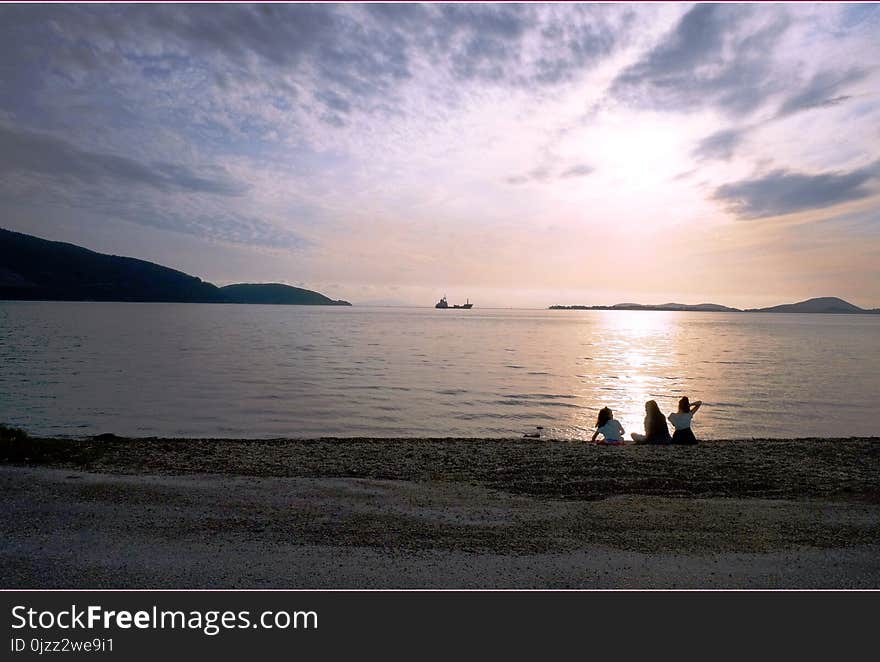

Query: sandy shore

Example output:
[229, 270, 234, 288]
[2, 436, 879, 588]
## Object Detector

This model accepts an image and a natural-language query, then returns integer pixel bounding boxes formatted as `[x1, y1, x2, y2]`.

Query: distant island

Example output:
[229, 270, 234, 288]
[0, 228, 351, 305]
[550, 302, 741, 312]
[743, 297, 871, 314]
[550, 297, 879, 314]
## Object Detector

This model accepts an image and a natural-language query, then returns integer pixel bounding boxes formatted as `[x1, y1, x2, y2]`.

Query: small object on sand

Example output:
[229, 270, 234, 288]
[523, 425, 543, 439]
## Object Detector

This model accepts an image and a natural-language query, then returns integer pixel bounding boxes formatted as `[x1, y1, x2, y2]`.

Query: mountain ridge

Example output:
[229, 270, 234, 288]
[744, 296, 864, 314]
[550, 297, 877, 314]
[219, 283, 350, 306]
[0, 227, 350, 305]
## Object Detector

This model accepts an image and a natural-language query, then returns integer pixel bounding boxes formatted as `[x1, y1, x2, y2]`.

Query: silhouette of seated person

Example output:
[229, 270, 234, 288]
[668, 396, 701, 444]
[630, 400, 672, 444]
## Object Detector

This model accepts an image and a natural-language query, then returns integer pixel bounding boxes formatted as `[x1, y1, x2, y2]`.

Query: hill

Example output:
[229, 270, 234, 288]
[550, 297, 876, 314]
[220, 283, 350, 306]
[747, 297, 866, 314]
[0, 227, 222, 302]
[0, 228, 349, 305]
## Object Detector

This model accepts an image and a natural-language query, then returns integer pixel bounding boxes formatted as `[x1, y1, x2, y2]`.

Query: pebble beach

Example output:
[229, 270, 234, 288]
[2, 436, 879, 588]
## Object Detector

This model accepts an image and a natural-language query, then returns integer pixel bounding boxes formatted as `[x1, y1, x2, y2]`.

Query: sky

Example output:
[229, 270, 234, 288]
[1, 2, 879, 308]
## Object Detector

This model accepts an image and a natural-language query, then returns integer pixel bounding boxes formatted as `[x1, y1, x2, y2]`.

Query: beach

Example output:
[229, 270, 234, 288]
[2, 436, 879, 588]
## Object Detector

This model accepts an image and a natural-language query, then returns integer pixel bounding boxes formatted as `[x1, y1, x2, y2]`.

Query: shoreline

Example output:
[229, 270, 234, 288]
[4, 435, 878, 501]
[2, 435, 878, 588]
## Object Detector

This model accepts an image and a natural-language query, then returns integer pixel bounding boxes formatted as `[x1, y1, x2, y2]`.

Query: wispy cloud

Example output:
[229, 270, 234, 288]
[0, 123, 306, 249]
[776, 68, 867, 118]
[506, 167, 550, 186]
[507, 163, 594, 185]
[692, 128, 748, 162]
[559, 163, 595, 179]
[0, 3, 878, 305]
[613, 4, 791, 116]
[0, 4, 628, 127]
[0, 124, 246, 196]
[714, 162, 880, 219]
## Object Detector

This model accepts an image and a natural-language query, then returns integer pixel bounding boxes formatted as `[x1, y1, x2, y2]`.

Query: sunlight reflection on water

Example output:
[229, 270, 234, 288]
[1, 303, 878, 439]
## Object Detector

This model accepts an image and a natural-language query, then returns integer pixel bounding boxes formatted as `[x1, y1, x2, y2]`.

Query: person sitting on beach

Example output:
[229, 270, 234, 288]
[630, 400, 672, 444]
[591, 406, 625, 445]
[668, 396, 702, 444]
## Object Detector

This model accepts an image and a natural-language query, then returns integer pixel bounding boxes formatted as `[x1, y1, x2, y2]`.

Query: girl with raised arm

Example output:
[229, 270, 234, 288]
[668, 396, 702, 444]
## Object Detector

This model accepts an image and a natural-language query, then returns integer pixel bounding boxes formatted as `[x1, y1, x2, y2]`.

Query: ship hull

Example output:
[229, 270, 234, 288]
[435, 297, 472, 309]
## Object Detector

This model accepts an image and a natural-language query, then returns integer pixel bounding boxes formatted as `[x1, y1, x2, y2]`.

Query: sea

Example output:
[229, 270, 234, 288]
[1, 302, 878, 440]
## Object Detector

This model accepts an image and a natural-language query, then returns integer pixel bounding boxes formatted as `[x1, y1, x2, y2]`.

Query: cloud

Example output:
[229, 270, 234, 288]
[558, 164, 595, 178]
[439, 3, 529, 83]
[507, 163, 594, 185]
[506, 167, 550, 186]
[0, 168, 305, 250]
[0, 122, 306, 249]
[692, 128, 747, 161]
[776, 68, 867, 117]
[691, 66, 869, 163]
[613, 3, 791, 116]
[0, 4, 629, 130]
[435, 3, 621, 86]
[1, 2, 878, 302]
[315, 89, 352, 114]
[531, 10, 622, 85]
[0, 124, 246, 196]
[692, 66, 868, 163]
[713, 162, 880, 218]
[0, 4, 410, 123]
[115, 204, 310, 250]
[673, 169, 698, 181]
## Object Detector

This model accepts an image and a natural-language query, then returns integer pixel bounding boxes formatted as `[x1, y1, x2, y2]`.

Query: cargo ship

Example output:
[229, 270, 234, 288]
[435, 296, 473, 309]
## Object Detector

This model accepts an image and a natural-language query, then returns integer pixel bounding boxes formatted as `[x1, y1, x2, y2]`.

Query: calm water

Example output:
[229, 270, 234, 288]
[1, 302, 878, 439]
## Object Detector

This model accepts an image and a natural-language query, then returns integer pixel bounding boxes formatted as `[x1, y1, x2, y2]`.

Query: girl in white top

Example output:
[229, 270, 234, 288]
[668, 396, 702, 444]
[591, 406, 625, 445]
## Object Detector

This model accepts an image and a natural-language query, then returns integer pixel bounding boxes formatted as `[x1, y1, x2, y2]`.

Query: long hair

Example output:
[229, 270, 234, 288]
[678, 396, 691, 413]
[596, 406, 612, 428]
[645, 400, 669, 438]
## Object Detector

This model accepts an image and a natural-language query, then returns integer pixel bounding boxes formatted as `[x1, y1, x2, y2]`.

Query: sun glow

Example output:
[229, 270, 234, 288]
[583, 112, 699, 188]
[589, 310, 681, 435]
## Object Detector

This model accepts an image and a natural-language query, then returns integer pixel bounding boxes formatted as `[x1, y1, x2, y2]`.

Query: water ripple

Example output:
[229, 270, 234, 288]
[1, 302, 877, 439]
